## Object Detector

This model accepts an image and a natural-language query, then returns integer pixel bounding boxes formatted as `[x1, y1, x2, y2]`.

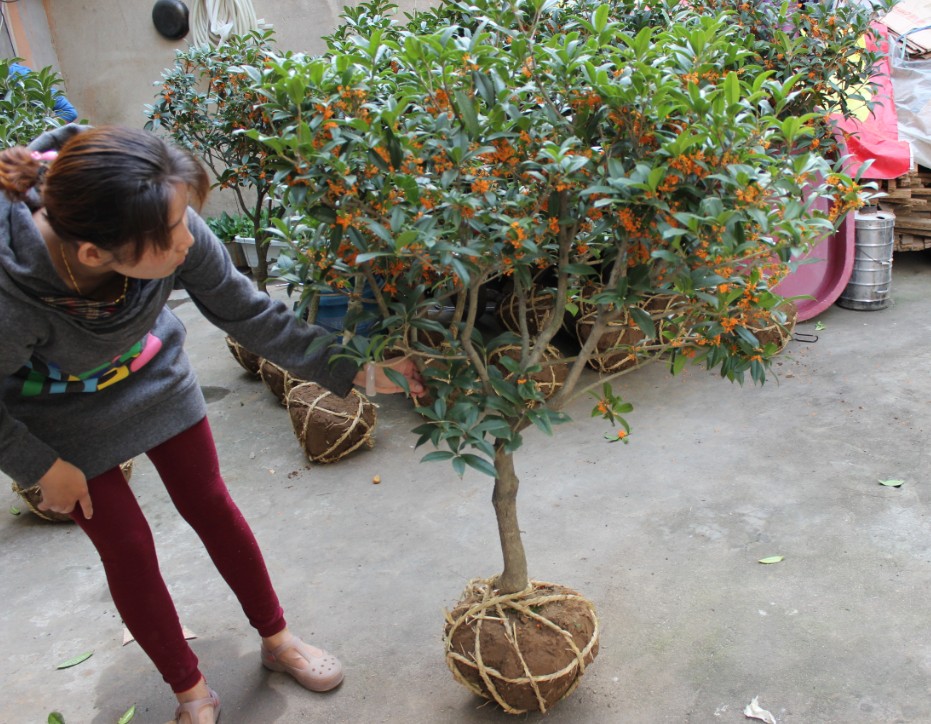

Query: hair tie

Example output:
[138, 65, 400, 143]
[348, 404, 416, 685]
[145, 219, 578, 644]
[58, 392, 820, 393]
[30, 149, 57, 186]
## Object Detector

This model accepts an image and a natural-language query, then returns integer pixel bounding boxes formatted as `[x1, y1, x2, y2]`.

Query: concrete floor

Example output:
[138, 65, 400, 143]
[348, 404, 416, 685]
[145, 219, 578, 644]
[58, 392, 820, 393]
[3, 250, 931, 724]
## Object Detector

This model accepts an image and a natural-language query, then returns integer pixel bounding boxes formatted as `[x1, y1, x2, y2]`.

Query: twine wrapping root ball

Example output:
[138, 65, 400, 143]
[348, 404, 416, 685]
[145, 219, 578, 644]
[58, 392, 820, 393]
[575, 310, 647, 374]
[640, 293, 690, 348]
[259, 359, 307, 406]
[487, 344, 568, 401]
[286, 382, 377, 463]
[444, 578, 600, 714]
[225, 335, 262, 377]
[12, 460, 135, 523]
[496, 288, 557, 336]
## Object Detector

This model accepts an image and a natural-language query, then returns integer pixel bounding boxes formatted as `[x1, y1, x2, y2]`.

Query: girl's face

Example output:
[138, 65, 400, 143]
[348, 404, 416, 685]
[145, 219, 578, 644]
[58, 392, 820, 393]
[99, 184, 195, 280]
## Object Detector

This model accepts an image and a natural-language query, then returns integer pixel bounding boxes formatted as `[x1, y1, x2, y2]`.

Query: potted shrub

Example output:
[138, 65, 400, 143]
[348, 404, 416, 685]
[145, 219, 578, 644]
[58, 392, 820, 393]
[204, 211, 254, 270]
[0, 58, 69, 148]
[145, 30, 284, 291]
[243, 0, 884, 712]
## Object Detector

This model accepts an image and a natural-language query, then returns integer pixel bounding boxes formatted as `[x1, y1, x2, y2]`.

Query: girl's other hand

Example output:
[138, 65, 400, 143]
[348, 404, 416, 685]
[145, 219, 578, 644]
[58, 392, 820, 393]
[37, 458, 92, 519]
[353, 356, 425, 396]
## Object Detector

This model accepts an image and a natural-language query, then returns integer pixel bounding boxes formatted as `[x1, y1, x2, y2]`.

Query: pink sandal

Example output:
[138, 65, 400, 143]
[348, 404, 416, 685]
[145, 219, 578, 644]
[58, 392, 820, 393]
[174, 687, 220, 723]
[261, 634, 344, 692]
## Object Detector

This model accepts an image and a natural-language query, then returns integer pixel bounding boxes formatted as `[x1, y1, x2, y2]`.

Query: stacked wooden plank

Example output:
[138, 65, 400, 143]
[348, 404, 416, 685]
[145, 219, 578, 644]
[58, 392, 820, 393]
[876, 166, 931, 252]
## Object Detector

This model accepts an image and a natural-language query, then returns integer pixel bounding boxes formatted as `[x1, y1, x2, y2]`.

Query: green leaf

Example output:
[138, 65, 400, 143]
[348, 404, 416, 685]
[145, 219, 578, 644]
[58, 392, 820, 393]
[758, 556, 784, 564]
[815, 321, 826, 331]
[629, 306, 656, 339]
[56, 651, 93, 669]
[878, 479, 904, 488]
[454, 90, 480, 138]
[461, 454, 497, 478]
[10, 505, 20, 515]
[117, 705, 136, 724]
[48, 713, 65, 724]
[383, 367, 410, 395]
[724, 70, 740, 105]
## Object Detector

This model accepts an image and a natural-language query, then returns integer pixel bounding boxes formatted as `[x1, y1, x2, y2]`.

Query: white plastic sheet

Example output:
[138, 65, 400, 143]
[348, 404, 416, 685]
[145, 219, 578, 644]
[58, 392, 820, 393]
[890, 26, 931, 168]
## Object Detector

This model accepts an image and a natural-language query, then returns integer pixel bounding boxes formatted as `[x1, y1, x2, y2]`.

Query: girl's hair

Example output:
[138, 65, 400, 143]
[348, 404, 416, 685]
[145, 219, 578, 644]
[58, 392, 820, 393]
[0, 126, 209, 261]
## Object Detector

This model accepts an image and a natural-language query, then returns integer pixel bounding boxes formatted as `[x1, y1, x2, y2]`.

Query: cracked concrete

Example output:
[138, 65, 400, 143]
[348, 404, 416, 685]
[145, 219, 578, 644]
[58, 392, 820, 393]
[2, 251, 930, 723]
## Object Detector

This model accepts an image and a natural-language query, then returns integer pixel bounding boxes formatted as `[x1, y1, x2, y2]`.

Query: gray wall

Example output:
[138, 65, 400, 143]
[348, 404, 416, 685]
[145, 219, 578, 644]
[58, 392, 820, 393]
[2, 0, 62, 72]
[36, 0, 430, 214]
[45, 0, 431, 128]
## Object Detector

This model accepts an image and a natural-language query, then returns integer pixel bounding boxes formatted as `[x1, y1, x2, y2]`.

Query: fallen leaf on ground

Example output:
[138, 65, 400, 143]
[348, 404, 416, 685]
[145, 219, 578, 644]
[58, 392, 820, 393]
[815, 321, 826, 331]
[117, 704, 135, 723]
[48, 713, 65, 724]
[758, 556, 784, 564]
[879, 479, 904, 488]
[744, 696, 777, 723]
[56, 650, 93, 669]
[10, 505, 20, 515]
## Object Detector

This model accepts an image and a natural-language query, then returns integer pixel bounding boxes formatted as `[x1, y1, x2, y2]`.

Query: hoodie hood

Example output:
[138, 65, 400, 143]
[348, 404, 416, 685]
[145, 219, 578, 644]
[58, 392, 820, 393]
[0, 125, 93, 302]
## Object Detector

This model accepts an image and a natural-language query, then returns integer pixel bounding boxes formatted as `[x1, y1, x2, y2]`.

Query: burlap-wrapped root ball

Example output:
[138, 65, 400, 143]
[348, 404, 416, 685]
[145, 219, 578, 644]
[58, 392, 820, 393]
[225, 335, 263, 377]
[444, 578, 599, 714]
[259, 359, 308, 406]
[576, 310, 647, 374]
[748, 301, 798, 353]
[13, 460, 135, 523]
[496, 288, 557, 336]
[487, 344, 568, 401]
[286, 382, 377, 463]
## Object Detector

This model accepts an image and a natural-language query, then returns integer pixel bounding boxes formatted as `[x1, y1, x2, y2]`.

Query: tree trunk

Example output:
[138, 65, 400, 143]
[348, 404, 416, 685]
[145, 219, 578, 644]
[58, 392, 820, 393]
[255, 228, 270, 294]
[492, 444, 529, 594]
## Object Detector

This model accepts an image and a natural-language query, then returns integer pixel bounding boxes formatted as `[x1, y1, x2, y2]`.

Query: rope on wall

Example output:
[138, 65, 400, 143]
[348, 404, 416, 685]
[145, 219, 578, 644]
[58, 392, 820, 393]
[190, 0, 262, 46]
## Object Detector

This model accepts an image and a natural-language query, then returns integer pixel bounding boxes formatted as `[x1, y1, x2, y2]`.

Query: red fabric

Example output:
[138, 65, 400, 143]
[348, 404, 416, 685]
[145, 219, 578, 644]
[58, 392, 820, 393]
[71, 417, 286, 692]
[832, 22, 912, 180]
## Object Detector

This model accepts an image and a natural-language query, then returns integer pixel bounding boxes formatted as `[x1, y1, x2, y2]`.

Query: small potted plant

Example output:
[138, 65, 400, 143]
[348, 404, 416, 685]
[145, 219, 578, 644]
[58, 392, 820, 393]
[204, 211, 254, 270]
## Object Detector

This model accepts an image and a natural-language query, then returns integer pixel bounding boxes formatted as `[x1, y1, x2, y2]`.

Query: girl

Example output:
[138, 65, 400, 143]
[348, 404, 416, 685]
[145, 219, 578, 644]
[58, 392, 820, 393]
[0, 125, 422, 724]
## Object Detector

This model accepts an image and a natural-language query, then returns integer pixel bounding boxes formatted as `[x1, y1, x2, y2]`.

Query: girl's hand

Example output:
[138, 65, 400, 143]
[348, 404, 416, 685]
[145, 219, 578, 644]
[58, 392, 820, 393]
[353, 356, 425, 396]
[37, 458, 92, 519]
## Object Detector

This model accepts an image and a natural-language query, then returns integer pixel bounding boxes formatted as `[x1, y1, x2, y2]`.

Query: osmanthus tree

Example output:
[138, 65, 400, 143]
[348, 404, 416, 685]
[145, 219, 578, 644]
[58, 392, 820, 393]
[145, 30, 283, 289]
[240, 0, 883, 711]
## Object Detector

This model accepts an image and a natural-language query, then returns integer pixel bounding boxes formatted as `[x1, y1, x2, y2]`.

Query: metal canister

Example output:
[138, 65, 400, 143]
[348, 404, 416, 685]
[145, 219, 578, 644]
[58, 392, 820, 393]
[836, 206, 896, 311]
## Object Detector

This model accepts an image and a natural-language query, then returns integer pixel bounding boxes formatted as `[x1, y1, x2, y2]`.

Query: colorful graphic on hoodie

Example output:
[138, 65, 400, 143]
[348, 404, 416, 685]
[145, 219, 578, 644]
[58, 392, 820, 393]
[16, 333, 163, 396]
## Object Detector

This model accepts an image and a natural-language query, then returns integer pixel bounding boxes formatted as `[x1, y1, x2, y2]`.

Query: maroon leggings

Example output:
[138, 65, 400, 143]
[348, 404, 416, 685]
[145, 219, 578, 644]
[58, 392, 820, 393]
[70, 417, 286, 693]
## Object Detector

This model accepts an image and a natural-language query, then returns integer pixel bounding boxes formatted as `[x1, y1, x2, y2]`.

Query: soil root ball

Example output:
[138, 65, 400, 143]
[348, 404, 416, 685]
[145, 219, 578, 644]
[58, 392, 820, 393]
[444, 578, 599, 714]
[259, 359, 307, 406]
[225, 335, 263, 377]
[286, 382, 377, 463]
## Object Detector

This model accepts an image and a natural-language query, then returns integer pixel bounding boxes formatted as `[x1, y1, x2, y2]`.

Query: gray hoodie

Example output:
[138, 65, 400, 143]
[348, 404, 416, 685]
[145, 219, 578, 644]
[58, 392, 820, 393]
[0, 129, 357, 487]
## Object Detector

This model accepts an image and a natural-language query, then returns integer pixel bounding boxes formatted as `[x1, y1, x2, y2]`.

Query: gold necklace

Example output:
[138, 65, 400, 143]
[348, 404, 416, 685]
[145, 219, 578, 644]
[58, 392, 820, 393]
[60, 243, 129, 304]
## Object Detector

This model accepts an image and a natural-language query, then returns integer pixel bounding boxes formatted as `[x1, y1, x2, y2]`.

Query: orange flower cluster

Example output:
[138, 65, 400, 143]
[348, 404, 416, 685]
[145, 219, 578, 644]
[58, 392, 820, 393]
[425, 88, 451, 117]
[669, 150, 710, 179]
[734, 183, 764, 207]
[472, 178, 493, 194]
[658, 173, 681, 193]
[568, 91, 603, 111]
[508, 221, 527, 248]
[617, 207, 642, 235]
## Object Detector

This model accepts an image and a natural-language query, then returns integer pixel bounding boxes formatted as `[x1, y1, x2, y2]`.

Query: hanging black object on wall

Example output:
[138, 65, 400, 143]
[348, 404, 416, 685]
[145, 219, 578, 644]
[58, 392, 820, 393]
[152, 0, 190, 40]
